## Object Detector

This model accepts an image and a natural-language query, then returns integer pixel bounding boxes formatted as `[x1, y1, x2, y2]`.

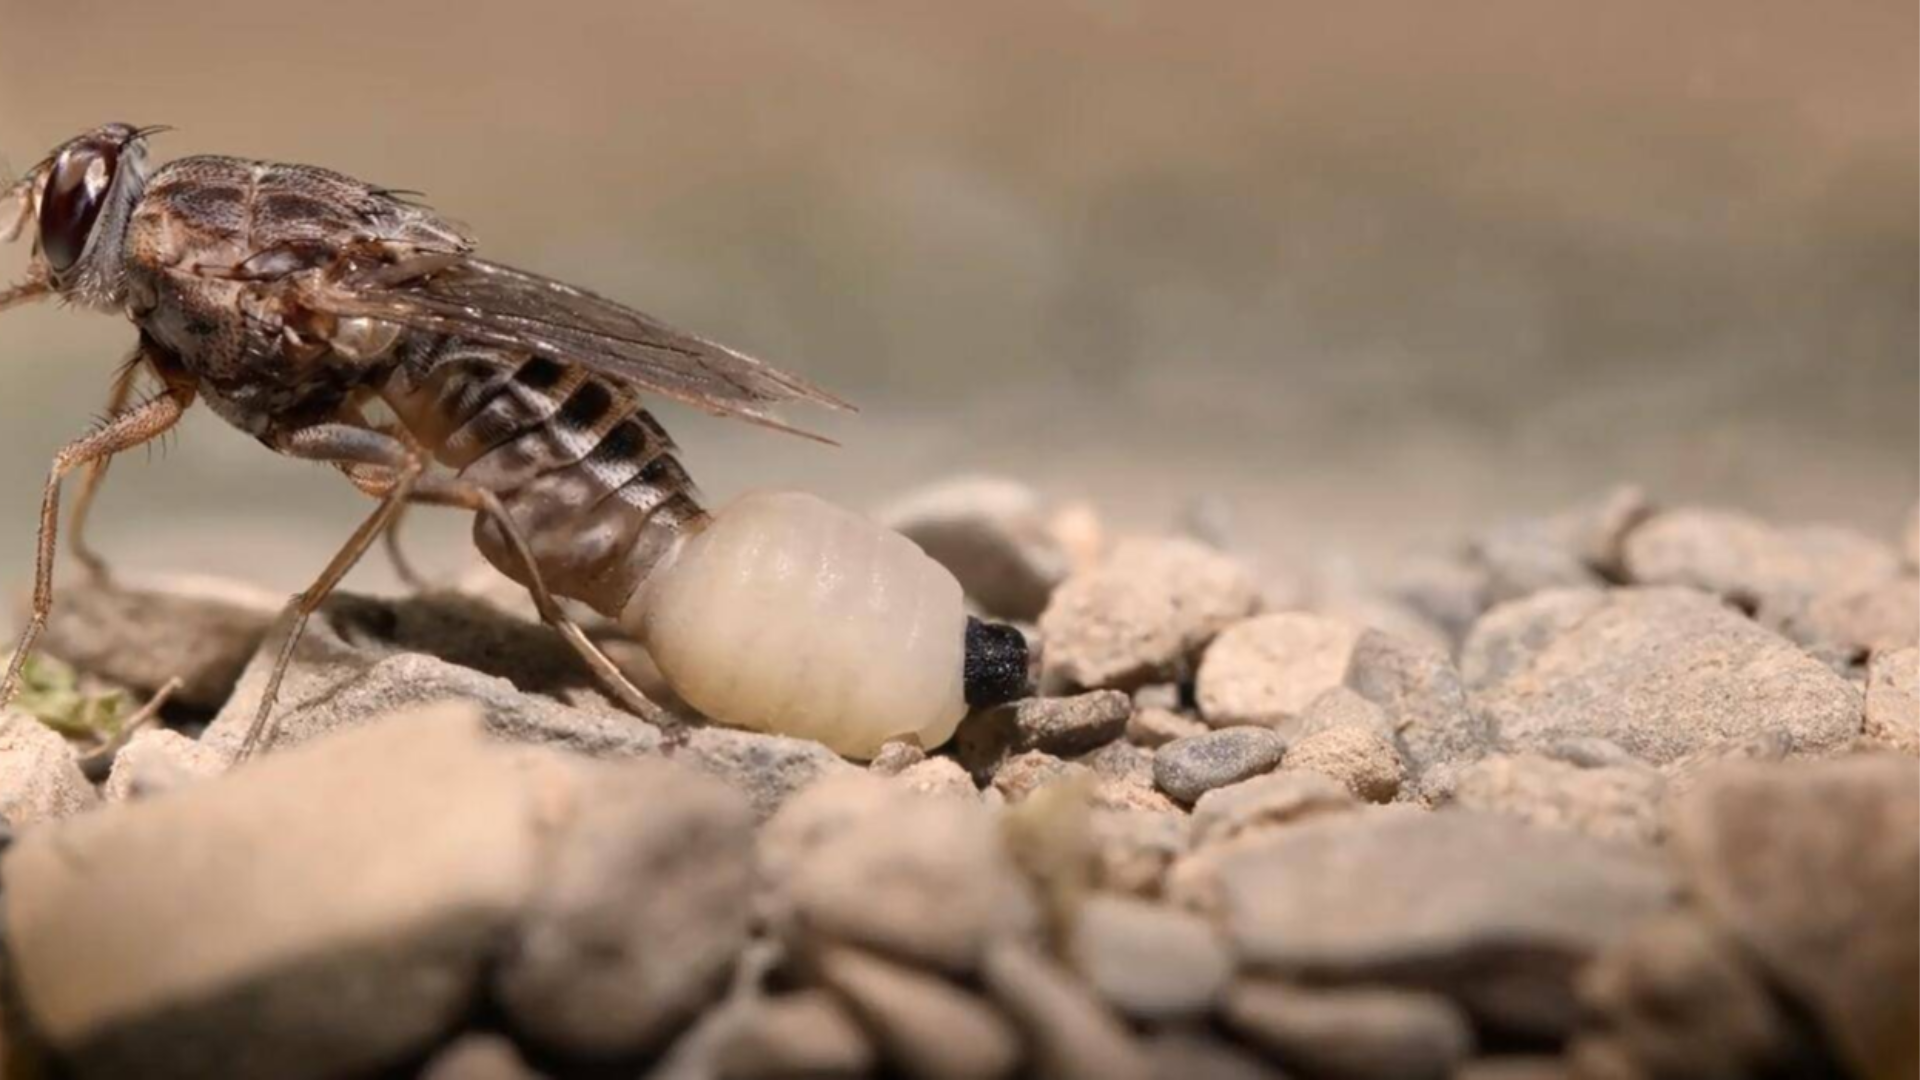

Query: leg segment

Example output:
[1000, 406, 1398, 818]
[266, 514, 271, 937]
[239, 426, 667, 759]
[239, 425, 424, 760]
[67, 360, 148, 580]
[405, 472, 670, 725]
[0, 383, 195, 708]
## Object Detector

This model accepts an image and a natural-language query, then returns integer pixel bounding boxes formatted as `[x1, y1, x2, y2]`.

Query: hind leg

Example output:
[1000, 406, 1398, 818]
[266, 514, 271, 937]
[241, 421, 668, 761]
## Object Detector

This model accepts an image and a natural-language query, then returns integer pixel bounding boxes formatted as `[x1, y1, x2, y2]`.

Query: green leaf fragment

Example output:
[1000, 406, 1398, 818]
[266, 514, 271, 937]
[3, 652, 131, 741]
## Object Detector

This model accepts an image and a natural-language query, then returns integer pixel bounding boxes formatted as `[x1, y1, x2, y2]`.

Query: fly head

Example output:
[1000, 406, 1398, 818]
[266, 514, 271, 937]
[3, 122, 162, 311]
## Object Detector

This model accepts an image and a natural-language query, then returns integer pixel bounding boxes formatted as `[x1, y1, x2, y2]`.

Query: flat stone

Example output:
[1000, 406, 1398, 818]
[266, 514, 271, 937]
[1381, 548, 1490, 647]
[1472, 519, 1602, 608]
[816, 945, 1021, 1080]
[1659, 732, 1792, 797]
[1073, 740, 1181, 813]
[881, 476, 1070, 622]
[1784, 576, 1920, 656]
[1442, 754, 1666, 846]
[680, 726, 858, 821]
[1283, 726, 1405, 803]
[957, 691, 1132, 770]
[1177, 809, 1675, 1040]
[760, 775, 1038, 974]
[1862, 647, 1918, 754]
[1039, 538, 1261, 691]
[1189, 771, 1357, 849]
[991, 750, 1093, 804]
[893, 756, 979, 800]
[1069, 895, 1231, 1022]
[1457, 587, 1608, 690]
[1667, 756, 1919, 1080]
[1223, 980, 1474, 1080]
[203, 592, 664, 760]
[1152, 727, 1287, 806]
[1313, 592, 1455, 657]
[1007, 691, 1132, 755]
[1088, 809, 1190, 899]
[1464, 587, 1863, 765]
[2, 705, 541, 1080]
[1144, 1033, 1288, 1080]
[417, 1034, 546, 1080]
[0, 711, 97, 827]
[1195, 613, 1362, 731]
[494, 756, 755, 1060]
[1623, 508, 1900, 605]
[1550, 483, 1656, 581]
[711, 989, 876, 1080]
[1451, 1058, 1573, 1080]
[1572, 913, 1811, 1080]
[1296, 686, 1399, 744]
[981, 942, 1152, 1080]
[101, 728, 227, 802]
[868, 740, 927, 775]
[37, 573, 281, 710]
[1533, 735, 1645, 769]
[1125, 706, 1207, 748]
[1346, 629, 1487, 781]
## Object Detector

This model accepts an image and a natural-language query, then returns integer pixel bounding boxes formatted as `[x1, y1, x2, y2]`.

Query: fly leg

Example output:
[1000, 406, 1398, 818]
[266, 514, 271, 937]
[339, 463, 668, 726]
[67, 359, 149, 581]
[239, 424, 424, 761]
[243, 426, 668, 759]
[339, 450, 430, 592]
[409, 474, 671, 726]
[0, 380, 196, 709]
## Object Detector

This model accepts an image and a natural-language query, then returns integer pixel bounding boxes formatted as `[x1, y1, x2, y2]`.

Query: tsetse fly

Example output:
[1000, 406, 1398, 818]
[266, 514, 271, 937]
[1, 123, 1030, 762]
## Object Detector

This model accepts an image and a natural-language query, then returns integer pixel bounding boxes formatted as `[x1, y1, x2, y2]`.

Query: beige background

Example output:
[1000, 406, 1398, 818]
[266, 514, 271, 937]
[0, 1, 1913, 592]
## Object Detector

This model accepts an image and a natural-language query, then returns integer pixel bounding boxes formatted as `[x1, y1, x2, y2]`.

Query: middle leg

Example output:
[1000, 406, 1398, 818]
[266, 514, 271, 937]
[346, 462, 669, 725]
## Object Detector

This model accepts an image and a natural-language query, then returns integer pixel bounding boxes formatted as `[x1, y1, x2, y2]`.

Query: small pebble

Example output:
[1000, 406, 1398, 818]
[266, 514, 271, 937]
[1070, 895, 1231, 1022]
[882, 475, 1070, 622]
[1196, 613, 1362, 730]
[1040, 538, 1261, 690]
[993, 751, 1094, 804]
[1126, 706, 1208, 748]
[1282, 726, 1406, 803]
[1152, 727, 1287, 806]
[868, 740, 928, 776]
[1189, 771, 1357, 848]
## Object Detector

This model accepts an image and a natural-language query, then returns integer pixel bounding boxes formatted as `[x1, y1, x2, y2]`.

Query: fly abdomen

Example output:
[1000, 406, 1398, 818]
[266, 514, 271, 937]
[381, 339, 707, 617]
[382, 335, 1028, 761]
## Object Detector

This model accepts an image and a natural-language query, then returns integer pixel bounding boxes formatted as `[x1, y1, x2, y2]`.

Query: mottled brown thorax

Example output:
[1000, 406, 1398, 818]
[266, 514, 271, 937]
[122, 155, 471, 435]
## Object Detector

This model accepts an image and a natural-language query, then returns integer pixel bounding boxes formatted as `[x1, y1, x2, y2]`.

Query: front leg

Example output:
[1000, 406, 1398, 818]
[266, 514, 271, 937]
[0, 377, 196, 707]
[66, 357, 151, 580]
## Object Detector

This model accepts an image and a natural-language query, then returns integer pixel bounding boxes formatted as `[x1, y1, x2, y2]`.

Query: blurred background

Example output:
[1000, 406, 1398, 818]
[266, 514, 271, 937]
[0, 0, 1913, 591]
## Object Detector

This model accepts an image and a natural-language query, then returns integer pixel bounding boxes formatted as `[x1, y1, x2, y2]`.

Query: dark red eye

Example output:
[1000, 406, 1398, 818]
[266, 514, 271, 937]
[39, 142, 120, 273]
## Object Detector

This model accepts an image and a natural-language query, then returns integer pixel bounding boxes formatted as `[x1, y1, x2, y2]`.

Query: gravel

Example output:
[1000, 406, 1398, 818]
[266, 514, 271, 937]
[1223, 980, 1475, 1080]
[1666, 755, 1918, 1080]
[1039, 537, 1261, 690]
[1151, 726, 1287, 805]
[1194, 612, 1361, 731]
[1281, 725, 1406, 803]
[1465, 586, 1863, 764]
[880, 475, 1071, 622]
[0, 487, 1901, 1079]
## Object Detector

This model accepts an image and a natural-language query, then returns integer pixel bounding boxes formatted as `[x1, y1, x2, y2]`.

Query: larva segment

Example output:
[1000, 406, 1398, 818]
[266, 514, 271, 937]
[629, 491, 971, 759]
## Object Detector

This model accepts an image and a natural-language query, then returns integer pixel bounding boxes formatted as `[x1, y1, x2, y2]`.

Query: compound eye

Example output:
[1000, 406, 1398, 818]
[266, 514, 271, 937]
[39, 142, 119, 273]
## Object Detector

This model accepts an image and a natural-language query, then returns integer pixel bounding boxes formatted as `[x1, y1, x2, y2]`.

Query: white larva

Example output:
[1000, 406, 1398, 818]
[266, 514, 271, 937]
[626, 490, 972, 760]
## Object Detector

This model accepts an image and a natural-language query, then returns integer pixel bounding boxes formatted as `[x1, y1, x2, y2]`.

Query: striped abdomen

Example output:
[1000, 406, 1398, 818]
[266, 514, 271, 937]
[379, 337, 707, 618]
